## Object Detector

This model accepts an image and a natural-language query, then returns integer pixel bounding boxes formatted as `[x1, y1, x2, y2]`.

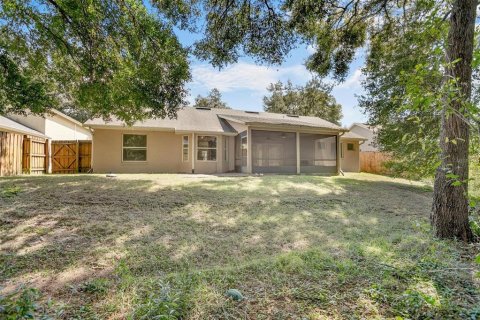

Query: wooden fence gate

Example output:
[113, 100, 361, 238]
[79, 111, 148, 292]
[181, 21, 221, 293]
[22, 136, 47, 174]
[51, 140, 92, 174]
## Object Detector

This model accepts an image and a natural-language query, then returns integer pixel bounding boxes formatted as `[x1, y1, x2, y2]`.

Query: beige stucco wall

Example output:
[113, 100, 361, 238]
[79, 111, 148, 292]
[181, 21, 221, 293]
[45, 115, 92, 140]
[341, 140, 360, 172]
[92, 129, 232, 174]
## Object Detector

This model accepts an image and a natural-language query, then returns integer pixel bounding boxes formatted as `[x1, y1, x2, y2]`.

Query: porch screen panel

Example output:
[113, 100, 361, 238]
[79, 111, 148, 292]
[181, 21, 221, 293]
[235, 131, 248, 172]
[300, 134, 337, 174]
[252, 130, 296, 173]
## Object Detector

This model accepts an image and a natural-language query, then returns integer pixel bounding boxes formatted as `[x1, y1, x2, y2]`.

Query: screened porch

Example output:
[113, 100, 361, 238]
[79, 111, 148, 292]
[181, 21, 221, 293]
[235, 129, 339, 174]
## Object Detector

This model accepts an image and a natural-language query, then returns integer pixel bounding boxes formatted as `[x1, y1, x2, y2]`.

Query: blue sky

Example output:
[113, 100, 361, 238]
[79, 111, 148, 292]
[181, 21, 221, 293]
[176, 30, 368, 127]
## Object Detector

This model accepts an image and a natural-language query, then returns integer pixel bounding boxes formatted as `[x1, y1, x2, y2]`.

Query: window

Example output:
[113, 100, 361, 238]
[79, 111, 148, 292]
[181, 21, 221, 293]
[123, 134, 147, 161]
[182, 136, 189, 162]
[224, 138, 228, 162]
[197, 136, 217, 161]
[347, 143, 355, 151]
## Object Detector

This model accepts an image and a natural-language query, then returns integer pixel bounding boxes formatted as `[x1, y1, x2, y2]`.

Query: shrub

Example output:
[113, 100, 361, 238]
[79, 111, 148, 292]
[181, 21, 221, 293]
[0, 287, 51, 319]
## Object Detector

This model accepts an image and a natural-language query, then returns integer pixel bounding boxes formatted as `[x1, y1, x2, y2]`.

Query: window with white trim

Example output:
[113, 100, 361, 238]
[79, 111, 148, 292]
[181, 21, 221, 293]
[197, 136, 217, 161]
[123, 134, 147, 161]
[182, 135, 189, 162]
[347, 143, 355, 151]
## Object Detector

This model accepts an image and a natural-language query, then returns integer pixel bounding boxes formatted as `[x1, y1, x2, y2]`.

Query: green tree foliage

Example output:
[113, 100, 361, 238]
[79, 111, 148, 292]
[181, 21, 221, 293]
[163, 0, 478, 241]
[0, 0, 190, 124]
[358, 1, 446, 178]
[193, 88, 230, 109]
[263, 79, 342, 124]
[359, 2, 480, 179]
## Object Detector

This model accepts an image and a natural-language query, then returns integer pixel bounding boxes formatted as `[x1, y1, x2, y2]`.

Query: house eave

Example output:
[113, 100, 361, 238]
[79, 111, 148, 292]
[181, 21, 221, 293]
[175, 130, 237, 136]
[85, 124, 176, 132]
[248, 124, 346, 134]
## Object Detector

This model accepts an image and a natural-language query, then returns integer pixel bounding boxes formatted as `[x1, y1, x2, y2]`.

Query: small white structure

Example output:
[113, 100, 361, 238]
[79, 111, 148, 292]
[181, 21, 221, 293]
[7, 109, 92, 173]
[7, 109, 92, 141]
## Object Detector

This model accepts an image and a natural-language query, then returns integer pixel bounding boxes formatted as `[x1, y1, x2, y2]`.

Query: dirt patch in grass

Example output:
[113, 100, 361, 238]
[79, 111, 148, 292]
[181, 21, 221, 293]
[0, 173, 479, 319]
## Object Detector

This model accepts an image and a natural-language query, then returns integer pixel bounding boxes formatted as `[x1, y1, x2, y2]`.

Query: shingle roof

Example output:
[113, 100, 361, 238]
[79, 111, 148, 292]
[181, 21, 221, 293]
[341, 131, 368, 140]
[85, 107, 346, 133]
[0, 116, 48, 138]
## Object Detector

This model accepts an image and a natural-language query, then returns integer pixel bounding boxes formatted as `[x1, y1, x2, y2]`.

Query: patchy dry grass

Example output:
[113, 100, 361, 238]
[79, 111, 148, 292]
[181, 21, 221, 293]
[0, 173, 479, 319]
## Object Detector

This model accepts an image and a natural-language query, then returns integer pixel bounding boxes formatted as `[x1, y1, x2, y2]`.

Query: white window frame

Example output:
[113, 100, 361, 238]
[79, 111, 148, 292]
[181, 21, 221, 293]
[197, 135, 217, 162]
[182, 135, 189, 162]
[347, 143, 355, 151]
[122, 134, 147, 162]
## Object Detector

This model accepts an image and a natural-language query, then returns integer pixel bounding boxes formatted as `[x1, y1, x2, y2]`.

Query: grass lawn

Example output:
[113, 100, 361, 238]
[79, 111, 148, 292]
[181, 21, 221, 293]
[1, 173, 479, 319]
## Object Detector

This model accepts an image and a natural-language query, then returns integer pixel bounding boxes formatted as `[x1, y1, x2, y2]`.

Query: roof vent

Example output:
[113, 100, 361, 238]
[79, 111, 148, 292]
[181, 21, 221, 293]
[287, 114, 299, 118]
[195, 107, 211, 110]
[245, 111, 259, 114]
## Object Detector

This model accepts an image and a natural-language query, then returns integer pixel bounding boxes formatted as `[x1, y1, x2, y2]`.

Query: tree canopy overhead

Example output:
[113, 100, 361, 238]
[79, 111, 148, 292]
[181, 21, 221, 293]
[1, 0, 190, 124]
[263, 79, 342, 125]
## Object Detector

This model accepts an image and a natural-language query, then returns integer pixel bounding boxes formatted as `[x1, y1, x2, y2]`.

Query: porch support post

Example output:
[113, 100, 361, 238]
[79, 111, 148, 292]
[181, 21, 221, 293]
[296, 131, 300, 174]
[336, 133, 341, 175]
[191, 132, 195, 173]
[246, 127, 252, 173]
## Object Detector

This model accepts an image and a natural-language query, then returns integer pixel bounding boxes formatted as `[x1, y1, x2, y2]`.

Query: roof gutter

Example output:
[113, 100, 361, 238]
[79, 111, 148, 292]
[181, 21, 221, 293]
[0, 125, 49, 139]
[175, 130, 237, 136]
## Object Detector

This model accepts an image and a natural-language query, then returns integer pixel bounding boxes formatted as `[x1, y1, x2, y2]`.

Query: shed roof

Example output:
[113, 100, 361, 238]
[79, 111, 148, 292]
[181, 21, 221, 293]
[85, 107, 346, 133]
[0, 116, 48, 138]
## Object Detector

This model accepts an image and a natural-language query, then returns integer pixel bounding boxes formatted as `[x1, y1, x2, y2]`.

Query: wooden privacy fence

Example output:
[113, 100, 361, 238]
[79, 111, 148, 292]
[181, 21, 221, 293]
[360, 151, 390, 174]
[51, 140, 92, 174]
[22, 136, 48, 174]
[0, 131, 24, 176]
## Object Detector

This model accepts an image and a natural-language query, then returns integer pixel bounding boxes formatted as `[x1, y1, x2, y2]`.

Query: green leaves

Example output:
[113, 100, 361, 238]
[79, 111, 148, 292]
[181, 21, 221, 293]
[1, 0, 190, 123]
[263, 78, 342, 125]
[193, 88, 230, 109]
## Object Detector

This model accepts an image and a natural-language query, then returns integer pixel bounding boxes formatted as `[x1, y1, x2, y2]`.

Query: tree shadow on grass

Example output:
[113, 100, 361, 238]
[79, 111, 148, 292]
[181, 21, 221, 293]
[0, 174, 478, 318]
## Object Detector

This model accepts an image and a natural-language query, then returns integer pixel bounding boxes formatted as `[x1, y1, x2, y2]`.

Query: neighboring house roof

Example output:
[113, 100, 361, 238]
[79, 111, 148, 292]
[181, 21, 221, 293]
[341, 131, 368, 140]
[348, 122, 379, 151]
[85, 107, 346, 134]
[49, 109, 85, 126]
[0, 116, 48, 138]
[349, 122, 381, 131]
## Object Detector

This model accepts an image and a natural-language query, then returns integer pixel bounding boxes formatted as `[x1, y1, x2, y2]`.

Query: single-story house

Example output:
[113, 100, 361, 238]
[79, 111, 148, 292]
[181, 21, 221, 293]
[349, 123, 379, 152]
[0, 116, 48, 176]
[7, 109, 92, 173]
[85, 107, 366, 175]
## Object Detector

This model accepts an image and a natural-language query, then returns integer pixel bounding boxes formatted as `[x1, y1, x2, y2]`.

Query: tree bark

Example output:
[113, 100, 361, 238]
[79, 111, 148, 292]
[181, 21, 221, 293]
[431, 0, 477, 242]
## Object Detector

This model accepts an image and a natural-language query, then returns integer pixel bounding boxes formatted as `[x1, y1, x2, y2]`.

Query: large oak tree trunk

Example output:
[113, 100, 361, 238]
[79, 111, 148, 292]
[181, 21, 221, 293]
[431, 0, 477, 242]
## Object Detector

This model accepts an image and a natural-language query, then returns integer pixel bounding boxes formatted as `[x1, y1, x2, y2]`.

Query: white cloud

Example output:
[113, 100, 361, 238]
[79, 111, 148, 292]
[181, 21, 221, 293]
[306, 44, 316, 54]
[336, 68, 364, 89]
[191, 62, 312, 93]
